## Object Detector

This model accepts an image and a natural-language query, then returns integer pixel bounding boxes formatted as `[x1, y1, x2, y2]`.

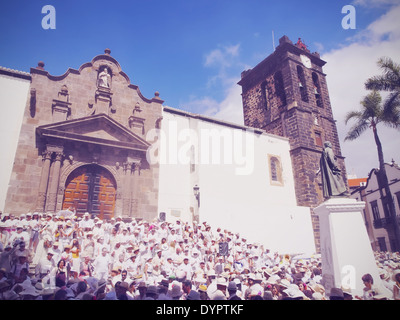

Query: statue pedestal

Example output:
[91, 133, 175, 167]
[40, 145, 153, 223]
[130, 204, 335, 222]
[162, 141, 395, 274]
[314, 197, 385, 298]
[95, 87, 113, 114]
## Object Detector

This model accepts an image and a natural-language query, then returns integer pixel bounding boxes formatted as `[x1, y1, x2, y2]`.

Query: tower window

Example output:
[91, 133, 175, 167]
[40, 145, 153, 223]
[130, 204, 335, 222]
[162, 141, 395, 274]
[274, 71, 287, 107]
[312, 72, 323, 108]
[297, 66, 308, 102]
[261, 81, 268, 110]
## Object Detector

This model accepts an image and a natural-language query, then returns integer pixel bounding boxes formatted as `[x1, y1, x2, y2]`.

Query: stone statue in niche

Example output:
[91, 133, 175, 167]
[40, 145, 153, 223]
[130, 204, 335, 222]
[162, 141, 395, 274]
[314, 114, 319, 126]
[98, 66, 111, 88]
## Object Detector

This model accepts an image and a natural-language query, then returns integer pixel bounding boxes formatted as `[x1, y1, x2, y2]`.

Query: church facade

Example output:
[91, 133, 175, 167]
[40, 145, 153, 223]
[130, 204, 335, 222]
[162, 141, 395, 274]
[2, 49, 164, 223]
[0, 36, 348, 254]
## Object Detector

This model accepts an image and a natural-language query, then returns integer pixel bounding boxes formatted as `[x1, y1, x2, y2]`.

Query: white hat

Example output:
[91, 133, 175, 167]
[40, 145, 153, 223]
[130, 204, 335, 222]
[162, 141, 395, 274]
[266, 277, 278, 285]
[207, 270, 216, 277]
[211, 290, 226, 300]
[217, 277, 227, 287]
[283, 284, 306, 299]
[254, 273, 263, 281]
[20, 285, 40, 297]
[278, 279, 290, 288]
[170, 283, 182, 298]
[312, 292, 323, 300]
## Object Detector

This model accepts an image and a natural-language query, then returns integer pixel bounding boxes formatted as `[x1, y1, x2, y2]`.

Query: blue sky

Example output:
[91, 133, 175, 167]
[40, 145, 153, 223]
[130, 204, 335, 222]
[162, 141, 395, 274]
[0, 0, 399, 178]
[0, 0, 389, 105]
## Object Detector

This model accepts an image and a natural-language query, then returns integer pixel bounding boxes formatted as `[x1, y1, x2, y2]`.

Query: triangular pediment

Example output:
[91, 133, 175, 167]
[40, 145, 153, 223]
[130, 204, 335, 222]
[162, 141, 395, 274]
[36, 113, 150, 151]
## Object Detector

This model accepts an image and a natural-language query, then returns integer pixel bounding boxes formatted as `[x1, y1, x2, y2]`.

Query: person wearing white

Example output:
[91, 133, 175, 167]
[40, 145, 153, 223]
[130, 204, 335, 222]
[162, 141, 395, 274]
[35, 251, 56, 279]
[93, 247, 111, 281]
[8, 223, 29, 247]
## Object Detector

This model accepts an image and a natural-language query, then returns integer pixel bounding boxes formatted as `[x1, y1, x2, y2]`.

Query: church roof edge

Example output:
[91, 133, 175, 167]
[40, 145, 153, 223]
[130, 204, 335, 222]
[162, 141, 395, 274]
[163, 106, 290, 142]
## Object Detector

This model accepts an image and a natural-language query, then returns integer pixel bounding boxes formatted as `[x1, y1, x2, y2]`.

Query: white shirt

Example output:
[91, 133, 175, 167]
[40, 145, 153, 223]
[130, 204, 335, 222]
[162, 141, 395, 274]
[8, 231, 29, 246]
[36, 256, 55, 275]
[80, 218, 94, 230]
[93, 253, 111, 273]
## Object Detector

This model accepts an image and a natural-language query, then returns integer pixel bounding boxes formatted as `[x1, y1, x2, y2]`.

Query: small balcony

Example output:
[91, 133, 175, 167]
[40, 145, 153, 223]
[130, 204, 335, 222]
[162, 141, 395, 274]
[373, 216, 400, 229]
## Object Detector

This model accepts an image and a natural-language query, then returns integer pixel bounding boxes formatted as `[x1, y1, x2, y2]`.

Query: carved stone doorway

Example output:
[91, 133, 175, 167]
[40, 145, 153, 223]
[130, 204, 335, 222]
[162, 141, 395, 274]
[62, 164, 116, 220]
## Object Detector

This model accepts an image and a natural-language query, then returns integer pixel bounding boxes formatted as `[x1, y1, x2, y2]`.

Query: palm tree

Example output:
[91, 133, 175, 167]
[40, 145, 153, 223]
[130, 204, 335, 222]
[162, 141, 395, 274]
[345, 56, 400, 250]
[344, 90, 399, 169]
[365, 57, 400, 94]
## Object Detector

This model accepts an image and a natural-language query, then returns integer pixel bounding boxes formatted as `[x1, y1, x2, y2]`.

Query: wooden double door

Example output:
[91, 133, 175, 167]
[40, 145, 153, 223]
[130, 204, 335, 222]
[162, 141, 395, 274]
[62, 165, 116, 220]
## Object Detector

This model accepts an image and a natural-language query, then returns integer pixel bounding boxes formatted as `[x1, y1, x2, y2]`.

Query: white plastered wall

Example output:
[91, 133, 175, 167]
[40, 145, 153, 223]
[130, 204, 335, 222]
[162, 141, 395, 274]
[157, 108, 316, 254]
[0, 73, 30, 211]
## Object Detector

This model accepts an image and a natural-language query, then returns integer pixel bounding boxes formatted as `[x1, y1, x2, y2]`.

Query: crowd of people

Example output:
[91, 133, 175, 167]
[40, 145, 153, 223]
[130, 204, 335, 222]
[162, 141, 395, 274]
[1, 210, 400, 300]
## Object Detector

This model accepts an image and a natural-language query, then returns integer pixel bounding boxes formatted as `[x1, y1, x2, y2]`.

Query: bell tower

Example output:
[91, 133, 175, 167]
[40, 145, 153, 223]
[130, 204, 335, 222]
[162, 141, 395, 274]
[238, 35, 348, 250]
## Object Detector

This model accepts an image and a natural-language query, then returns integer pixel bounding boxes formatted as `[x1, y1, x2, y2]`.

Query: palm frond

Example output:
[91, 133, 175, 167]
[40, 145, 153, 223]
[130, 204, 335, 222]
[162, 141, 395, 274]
[377, 57, 400, 76]
[382, 121, 400, 130]
[382, 92, 400, 129]
[365, 75, 397, 91]
[383, 91, 400, 113]
[365, 57, 400, 92]
[344, 120, 370, 141]
[344, 111, 363, 125]
[361, 91, 382, 119]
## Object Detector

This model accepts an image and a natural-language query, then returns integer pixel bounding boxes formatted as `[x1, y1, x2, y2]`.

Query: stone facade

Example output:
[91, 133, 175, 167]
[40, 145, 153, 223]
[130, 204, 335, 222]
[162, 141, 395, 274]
[239, 36, 348, 251]
[4, 49, 163, 221]
[351, 163, 400, 252]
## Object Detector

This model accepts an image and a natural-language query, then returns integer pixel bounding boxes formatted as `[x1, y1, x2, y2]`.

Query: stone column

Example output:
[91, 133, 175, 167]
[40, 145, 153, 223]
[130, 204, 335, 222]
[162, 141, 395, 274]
[46, 151, 63, 212]
[122, 159, 141, 220]
[131, 161, 140, 219]
[36, 150, 53, 212]
[122, 162, 133, 219]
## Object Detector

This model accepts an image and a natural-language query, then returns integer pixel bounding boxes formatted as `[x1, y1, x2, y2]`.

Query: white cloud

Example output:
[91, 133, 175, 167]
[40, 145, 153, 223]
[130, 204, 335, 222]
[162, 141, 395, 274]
[313, 42, 325, 53]
[348, 4, 400, 43]
[202, 44, 243, 90]
[366, 5, 400, 39]
[206, 83, 244, 125]
[323, 4, 400, 177]
[352, 0, 400, 8]
[204, 49, 226, 67]
[204, 44, 240, 68]
[183, 43, 245, 125]
[183, 82, 244, 125]
[182, 96, 220, 116]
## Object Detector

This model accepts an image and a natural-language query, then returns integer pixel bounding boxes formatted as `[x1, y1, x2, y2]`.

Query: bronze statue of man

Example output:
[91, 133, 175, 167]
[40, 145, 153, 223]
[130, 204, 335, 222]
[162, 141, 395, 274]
[317, 141, 348, 199]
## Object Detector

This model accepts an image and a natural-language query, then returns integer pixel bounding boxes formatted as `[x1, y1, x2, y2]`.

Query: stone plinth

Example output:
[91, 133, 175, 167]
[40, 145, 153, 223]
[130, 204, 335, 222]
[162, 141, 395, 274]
[314, 197, 388, 298]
